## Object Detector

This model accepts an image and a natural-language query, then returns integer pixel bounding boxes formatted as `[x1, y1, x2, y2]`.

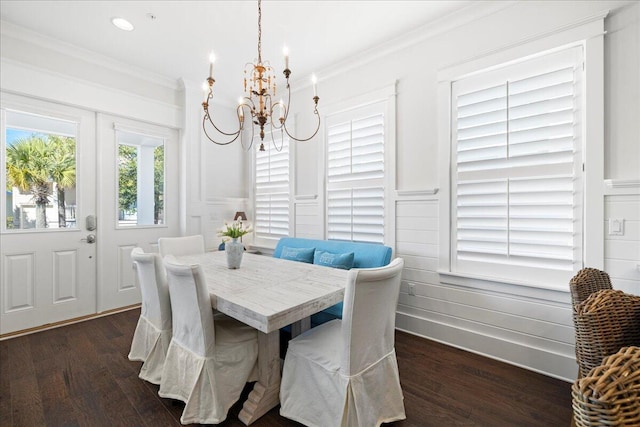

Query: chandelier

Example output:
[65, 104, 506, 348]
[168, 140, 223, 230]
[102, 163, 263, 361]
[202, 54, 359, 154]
[202, 0, 320, 151]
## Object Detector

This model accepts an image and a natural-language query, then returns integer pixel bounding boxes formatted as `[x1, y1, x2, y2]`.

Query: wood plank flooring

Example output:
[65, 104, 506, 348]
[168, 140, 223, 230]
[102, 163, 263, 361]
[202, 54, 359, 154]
[0, 309, 573, 426]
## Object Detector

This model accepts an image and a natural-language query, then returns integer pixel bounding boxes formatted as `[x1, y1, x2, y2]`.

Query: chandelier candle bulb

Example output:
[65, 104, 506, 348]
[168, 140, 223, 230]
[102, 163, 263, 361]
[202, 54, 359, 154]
[283, 46, 289, 70]
[312, 74, 318, 97]
[208, 51, 216, 78]
[279, 99, 285, 119]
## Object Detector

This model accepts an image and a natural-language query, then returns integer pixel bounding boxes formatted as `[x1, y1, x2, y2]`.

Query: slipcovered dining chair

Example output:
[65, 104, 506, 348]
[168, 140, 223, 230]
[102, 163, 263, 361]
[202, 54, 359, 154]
[128, 247, 172, 385]
[159, 256, 258, 425]
[280, 257, 406, 427]
[158, 235, 205, 258]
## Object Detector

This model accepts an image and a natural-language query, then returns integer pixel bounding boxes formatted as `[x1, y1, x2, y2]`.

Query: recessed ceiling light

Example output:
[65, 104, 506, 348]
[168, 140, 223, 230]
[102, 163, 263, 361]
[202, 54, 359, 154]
[112, 17, 134, 31]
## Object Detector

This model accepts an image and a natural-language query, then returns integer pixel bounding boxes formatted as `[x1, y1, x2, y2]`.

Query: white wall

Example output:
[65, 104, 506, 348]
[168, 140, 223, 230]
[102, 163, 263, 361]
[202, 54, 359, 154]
[0, 23, 180, 125]
[289, 0, 640, 381]
[179, 79, 250, 249]
[2, 0, 638, 381]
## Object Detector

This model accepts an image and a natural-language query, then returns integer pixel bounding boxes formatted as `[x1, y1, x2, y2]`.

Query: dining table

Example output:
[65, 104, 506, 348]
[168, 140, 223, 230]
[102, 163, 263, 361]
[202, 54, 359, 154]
[174, 251, 349, 425]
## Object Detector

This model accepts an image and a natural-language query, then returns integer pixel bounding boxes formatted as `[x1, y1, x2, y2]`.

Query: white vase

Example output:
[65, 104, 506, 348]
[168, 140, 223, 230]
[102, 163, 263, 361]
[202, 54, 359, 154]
[225, 238, 244, 269]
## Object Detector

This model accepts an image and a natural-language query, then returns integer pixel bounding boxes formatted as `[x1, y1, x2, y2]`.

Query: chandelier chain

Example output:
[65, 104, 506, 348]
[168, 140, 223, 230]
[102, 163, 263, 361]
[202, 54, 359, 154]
[257, 0, 262, 63]
[201, 0, 320, 150]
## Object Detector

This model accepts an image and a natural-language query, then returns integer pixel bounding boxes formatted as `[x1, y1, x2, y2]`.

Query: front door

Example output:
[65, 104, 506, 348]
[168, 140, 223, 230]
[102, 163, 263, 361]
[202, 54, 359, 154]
[1, 95, 181, 335]
[96, 114, 180, 312]
[1, 93, 97, 335]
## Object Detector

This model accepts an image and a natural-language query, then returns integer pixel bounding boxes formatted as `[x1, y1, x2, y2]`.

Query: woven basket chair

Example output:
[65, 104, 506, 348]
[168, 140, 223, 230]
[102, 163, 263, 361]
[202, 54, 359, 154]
[572, 346, 640, 427]
[573, 289, 640, 378]
[570, 268, 613, 309]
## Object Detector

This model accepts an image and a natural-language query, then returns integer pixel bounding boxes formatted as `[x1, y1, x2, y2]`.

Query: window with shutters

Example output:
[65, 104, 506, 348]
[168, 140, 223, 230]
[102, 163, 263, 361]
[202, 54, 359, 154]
[326, 101, 386, 244]
[254, 132, 290, 242]
[450, 46, 584, 286]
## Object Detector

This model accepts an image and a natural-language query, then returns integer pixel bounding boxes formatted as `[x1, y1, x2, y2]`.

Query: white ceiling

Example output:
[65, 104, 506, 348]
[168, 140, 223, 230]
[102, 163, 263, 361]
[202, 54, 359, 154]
[1, 0, 476, 102]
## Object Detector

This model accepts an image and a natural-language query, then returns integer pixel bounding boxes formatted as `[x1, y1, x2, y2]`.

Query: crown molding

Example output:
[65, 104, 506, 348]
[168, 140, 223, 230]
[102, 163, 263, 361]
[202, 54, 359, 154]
[1, 57, 182, 128]
[293, 1, 517, 87]
[1, 20, 180, 91]
[439, 9, 609, 76]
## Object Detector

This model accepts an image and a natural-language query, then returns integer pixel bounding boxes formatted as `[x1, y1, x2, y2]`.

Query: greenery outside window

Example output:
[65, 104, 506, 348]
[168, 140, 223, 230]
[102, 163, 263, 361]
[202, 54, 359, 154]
[3, 110, 77, 231]
[116, 130, 164, 227]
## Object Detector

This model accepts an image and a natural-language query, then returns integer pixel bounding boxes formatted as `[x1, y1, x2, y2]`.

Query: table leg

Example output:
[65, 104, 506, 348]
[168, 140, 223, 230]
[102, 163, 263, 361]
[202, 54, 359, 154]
[238, 330, 281, 425]
[290, 316, 311, 338]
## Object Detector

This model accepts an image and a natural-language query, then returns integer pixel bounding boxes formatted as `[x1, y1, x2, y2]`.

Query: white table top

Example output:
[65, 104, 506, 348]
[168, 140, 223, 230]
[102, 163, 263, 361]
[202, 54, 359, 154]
[175, 252, 349, 333]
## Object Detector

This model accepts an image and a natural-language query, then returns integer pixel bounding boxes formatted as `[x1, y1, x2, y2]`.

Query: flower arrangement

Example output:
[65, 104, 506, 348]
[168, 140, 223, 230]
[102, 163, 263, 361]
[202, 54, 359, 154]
[218, 220, 252, 240]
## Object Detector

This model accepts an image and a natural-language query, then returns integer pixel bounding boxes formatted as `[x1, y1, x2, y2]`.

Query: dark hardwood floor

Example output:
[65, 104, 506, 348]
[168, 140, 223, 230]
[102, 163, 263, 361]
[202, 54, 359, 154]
[0, 308, 573, 426]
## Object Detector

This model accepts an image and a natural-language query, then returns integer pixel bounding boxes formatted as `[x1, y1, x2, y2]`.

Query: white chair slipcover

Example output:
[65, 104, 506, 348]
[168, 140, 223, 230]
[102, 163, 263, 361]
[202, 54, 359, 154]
[158, 235, 205, 258]
[128, 247, 172, 385]
[280, 257, 406, 427]
[159, 256, 258, 425]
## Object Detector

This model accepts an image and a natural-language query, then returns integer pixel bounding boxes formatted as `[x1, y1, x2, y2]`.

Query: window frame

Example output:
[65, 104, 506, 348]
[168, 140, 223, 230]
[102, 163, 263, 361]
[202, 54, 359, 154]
[437, 16, 605, 292]
[321, 83, 397, 246]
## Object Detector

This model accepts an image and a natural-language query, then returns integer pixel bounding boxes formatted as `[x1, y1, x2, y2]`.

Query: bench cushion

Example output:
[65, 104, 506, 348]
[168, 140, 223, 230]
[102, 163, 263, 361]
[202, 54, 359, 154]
[274, 238, 392, 269]
[274, 238, 393, 327]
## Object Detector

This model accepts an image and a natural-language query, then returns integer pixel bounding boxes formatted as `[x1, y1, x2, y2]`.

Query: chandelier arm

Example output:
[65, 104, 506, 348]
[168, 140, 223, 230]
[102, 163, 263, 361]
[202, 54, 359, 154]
[202, 116, 241, 145]
[240, 120, 256, 151]
[266, 121, 285, 152]
[242, 97, 258, 117]
[204, 106, 243, 137]
[282, 80, 292, 122]
[267, 97, 284, 131]
[283, 107, 321, 142]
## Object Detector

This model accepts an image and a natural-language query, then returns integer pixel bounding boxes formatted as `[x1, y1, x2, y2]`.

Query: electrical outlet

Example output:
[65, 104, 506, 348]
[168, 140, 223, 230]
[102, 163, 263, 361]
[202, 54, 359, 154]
[408, 283, 416, 296]
[608, 218, 624, 236]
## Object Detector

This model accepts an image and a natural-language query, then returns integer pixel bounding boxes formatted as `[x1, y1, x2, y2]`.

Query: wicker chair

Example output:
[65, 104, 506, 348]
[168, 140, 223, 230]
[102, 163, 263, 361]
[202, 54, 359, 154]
[573, 289, 640, 377]
[570, 268, 612, 308]
[569, 269, 640, 426]
[569, 268, 615, 379]
[572, 346, 640, 427]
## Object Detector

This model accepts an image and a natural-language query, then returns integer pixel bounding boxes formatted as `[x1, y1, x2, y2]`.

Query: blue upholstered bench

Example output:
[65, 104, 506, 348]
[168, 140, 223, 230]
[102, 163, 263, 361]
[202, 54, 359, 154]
[274, 237, 393, 326]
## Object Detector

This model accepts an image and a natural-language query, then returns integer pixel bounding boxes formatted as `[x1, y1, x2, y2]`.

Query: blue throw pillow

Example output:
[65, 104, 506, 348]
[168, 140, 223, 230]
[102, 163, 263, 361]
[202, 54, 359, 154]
[280, 246, 315, 263]
[313, 250, 355, 270]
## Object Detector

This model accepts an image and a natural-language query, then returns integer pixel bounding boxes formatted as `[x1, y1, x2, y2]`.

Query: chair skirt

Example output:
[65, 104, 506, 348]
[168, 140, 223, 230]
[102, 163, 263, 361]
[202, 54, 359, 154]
[158, 317, 258, 425]
[280, 321, 406, 427]
[128, 315, 171, 385]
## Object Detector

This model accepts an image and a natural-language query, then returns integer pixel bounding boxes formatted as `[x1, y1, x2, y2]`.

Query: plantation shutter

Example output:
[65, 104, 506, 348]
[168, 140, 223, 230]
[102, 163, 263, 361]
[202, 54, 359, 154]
[255, 133, 289, 239]
[451, 47, 583, 284]
[326, 102, 385, 244]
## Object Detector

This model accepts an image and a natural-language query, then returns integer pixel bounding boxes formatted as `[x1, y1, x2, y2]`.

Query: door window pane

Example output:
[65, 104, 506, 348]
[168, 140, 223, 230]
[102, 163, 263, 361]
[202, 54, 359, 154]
[117, 130, 164, 226]
[4, 111, 77, 230]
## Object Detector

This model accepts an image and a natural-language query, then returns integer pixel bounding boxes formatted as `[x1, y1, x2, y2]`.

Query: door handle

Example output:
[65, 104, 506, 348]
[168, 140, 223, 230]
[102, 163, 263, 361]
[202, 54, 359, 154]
[81, 234, 96, 244]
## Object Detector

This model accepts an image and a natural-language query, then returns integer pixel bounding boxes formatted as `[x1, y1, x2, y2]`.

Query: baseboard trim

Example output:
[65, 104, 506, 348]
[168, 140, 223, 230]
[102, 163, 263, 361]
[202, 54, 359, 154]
[396, 312, 577, 382]
[0, 304, 141, 341]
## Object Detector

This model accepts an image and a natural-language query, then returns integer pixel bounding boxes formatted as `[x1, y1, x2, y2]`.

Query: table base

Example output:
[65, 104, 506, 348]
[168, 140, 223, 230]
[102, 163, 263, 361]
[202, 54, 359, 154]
[238, 331, 281, 425]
